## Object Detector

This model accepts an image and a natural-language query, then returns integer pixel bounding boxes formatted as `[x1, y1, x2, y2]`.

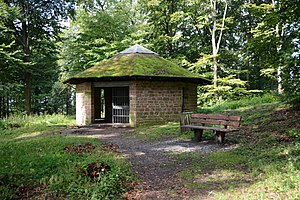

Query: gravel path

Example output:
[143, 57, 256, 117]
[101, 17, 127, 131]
[63, 127, 236, 199]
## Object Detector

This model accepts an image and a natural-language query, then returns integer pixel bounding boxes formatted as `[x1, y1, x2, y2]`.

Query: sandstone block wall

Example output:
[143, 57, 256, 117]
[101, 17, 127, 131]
[183, 82, 198, 112]
[130, 81, 197, 126]
[76, 81, 197, 126]
[76, 82, 94, 125]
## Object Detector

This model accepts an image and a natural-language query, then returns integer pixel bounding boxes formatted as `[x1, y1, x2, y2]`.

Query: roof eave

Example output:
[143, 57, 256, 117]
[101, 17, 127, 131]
[63, 76, 210, 85]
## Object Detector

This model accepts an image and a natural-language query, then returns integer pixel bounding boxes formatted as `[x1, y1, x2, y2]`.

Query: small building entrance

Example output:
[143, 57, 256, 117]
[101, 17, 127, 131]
[112, 87, 130, 123]
[94, 86, 129, 124]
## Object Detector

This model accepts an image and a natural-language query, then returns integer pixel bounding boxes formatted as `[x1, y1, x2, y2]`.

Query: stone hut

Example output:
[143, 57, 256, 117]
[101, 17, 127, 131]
[64, 44, 208, 127]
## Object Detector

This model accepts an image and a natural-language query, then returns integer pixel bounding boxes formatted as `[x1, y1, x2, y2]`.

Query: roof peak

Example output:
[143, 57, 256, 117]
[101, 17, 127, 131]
[119, 44, 158, 55]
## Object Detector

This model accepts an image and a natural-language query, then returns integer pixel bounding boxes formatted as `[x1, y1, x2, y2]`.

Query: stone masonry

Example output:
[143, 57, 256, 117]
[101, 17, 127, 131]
[76, 82, 94, 125]
[129, 81, 197, 126]
[76, 81, 197, 126]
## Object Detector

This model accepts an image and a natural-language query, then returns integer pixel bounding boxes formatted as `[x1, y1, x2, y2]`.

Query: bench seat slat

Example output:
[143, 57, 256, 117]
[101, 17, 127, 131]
[191, 114, 241, 121]
[190, 119, 240, 128]
[181, 125, 238, 132]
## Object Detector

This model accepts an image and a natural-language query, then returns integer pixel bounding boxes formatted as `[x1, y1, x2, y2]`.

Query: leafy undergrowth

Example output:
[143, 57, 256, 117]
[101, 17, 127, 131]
[176, 95, 300, 199]
[0, 115, 135, 199]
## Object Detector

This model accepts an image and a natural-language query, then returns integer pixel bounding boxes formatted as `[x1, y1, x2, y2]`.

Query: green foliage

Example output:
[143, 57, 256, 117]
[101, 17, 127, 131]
[58, 1, 136, 80]
[197, 76, 261, 106]
[287, 129, 300, 140]
[0, 0, 77, 116]
[0, 114, 73, 133]
[282, 53, 300, 109]
[1, 0, 299, 116]
[0, 115, 135, 199]
[198, 93, 278, 113]
[245, 0, 300, 99]
[177, 97, 300, 198]
[48, 82, 75, 115]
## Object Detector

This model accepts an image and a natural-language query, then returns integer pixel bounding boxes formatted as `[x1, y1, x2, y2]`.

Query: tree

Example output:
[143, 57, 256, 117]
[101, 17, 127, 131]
[209, 0, 228, 97]
[59, 0, 135, 80]
[2, 0, 75, 114]
[139, 0, 184, 58]
[0, 1, 23, 117]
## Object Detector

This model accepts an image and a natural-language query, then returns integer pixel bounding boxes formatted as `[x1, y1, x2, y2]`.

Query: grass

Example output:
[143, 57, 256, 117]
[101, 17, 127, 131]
[1, 94, 299, 199]
[131, 122, 194, 140]
[131, 94, 300, 199]
[198, 93, 279, 114]
[0, 114, 135, 199]
[177, 94, 300, 199]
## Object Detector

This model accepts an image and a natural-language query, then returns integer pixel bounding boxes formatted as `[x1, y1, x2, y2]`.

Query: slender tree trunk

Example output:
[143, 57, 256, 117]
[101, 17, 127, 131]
[210, 0, 228, 99]
[0, 96, 2, 118]
[277, 66, 283, 94]
[6, 96, 9, 117]
[24, 72, 31, 114]
[211, 0, 218, 98]
[273, 0, 283, 95]
[3, 96, 7, 117]
[22, 19, 32, 115]
[275, 24, 283, 95]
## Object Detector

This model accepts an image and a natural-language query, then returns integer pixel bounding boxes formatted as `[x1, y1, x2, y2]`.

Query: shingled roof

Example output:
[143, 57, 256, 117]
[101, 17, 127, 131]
[64, 44, 209, 84]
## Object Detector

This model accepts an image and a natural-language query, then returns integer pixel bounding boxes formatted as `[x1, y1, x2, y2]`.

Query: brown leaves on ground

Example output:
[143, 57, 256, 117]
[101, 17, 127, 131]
[101, 142, 120, 152]
[15, 184, 46, 199]
[76, 162, 111, 181]
[63, 141, 120, 155]
[63, 143, 95, 154]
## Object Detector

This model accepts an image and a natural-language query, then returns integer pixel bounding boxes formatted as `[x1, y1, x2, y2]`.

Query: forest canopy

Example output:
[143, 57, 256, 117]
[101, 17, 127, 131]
[0, 0, 299, 117]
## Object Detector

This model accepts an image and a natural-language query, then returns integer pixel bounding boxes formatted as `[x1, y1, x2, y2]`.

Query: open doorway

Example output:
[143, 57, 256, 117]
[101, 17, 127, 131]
[94, 87, 129, 124]
[94, 88, 112, 123]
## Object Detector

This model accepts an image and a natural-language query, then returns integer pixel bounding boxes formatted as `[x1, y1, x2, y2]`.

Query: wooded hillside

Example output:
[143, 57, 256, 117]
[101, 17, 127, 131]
[0, 0, 299, 116]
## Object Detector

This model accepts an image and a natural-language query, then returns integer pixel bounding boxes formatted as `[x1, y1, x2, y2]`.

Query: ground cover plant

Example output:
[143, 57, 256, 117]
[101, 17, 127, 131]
[131, 94, 300, 198]
[0, 114, 135, 199]
[132, 122, 189, 140]
[175, 94, 300, 199]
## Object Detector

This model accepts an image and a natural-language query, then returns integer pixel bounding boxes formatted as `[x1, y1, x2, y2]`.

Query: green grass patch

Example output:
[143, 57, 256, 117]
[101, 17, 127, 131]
[132, 122, 194, 140]
[198, 93, 279, 114]
[0, 115, 135, 199]
[177, 94, 300, 199]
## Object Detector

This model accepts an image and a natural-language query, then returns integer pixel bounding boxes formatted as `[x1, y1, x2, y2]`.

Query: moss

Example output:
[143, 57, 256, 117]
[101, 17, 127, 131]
[71, 54, 199, 79]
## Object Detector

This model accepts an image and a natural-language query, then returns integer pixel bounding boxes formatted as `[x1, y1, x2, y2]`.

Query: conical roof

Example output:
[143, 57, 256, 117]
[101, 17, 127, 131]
[119, 44, 157, 54]
[64, 44, 208, 84]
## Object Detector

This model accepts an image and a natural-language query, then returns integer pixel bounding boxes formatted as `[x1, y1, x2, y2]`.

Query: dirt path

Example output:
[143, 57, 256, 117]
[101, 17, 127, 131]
[63, 127, 235, 199]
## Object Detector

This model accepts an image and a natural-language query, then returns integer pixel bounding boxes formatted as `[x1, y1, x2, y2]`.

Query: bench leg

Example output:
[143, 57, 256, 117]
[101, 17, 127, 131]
[215, 131, 225, 143]
[193, 129, 203, 142]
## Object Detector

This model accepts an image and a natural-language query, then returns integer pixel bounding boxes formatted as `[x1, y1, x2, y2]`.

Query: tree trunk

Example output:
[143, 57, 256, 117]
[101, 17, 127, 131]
[273, 0, 283, 95]
[22, 19, 32, 115]
[6, 96, 9, 117]
[277, 66, 283, 94]
[210, 0, 228, 100]
[0, 96, 2, 118]
[211, 0, 218, 99]
[3, 96, 7, 117]
[24, 72, 32, 114]
[213, 54, 218, 97]
[275, 23, 283, 95]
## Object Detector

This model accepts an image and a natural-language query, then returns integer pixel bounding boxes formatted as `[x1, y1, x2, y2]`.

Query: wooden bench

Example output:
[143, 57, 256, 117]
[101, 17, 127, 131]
[181, 113, 241, 143]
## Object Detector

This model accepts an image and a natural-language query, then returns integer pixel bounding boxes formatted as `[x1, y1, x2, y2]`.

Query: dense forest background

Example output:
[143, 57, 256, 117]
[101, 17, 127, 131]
[0, 0, 299, 117]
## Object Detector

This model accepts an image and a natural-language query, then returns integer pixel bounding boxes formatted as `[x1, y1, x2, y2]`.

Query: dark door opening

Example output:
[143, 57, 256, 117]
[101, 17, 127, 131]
[94, 88, 112, 123]
[94, 87, 129, 124]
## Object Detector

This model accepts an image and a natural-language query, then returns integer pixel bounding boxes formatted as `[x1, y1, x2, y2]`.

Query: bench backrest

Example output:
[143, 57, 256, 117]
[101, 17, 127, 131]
[191, 114, 241, 129]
